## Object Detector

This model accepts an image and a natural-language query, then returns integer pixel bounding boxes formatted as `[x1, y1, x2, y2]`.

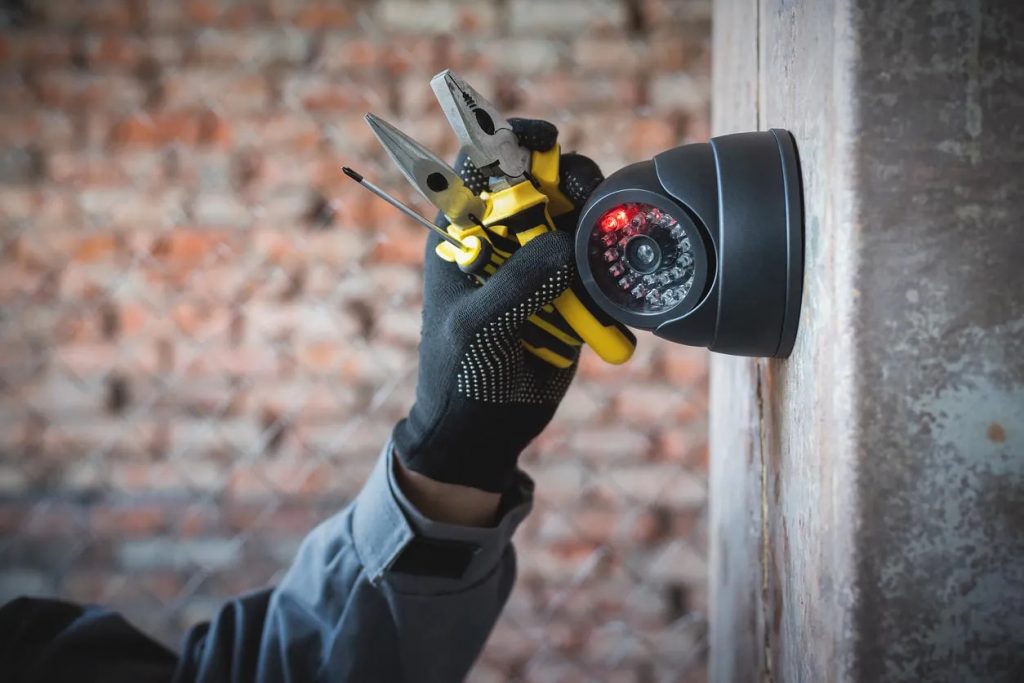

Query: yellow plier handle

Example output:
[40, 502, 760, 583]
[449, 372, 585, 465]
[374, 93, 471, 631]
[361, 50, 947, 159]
[435, 223, 583, 368]
[480, 147, 637, 366]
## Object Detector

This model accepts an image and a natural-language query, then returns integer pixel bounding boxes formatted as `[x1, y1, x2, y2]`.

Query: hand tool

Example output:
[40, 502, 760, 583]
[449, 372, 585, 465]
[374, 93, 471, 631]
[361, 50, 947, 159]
[358, 116, 509, 282]
[341, 164, 501, 281]
[341, 166, 464, 248]
[362, 113, 583, 368]
[430, 70, 635, 365]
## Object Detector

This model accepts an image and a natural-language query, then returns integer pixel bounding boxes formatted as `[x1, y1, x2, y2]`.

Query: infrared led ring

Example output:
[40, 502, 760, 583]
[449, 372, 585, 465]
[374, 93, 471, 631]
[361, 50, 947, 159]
[585, 201, 705, 317]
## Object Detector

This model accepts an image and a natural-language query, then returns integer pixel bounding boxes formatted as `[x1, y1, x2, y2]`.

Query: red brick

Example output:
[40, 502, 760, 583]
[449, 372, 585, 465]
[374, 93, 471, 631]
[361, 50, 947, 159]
[631, 507, 672, 545]
[193, 192, 251, 227]
[0, 31, 73, 66]
[288, 1, 356, 29]
[438, 40, 496, 73]
[653, 427, 708, 469]
[648, 30, 709, 71]
[12, 190, 79, 237]
[658, 344, 709, 385]
[234, 111, 322, 151]
[117, 302, 151, 337]
[516, 74, 643, 112]
[251, 185, 315, 224]
[148, 228, 236, 268]
[508, 0, 626, 36]
[573, 37, 649, 74]
[84, 33, 144, 69]
[73, 233, 123, 262]
[577, 346, 641, 382]
[369, 231, 426, 265]
[201, 110, 234, 147]
[92, 503, 169, 537]
[625, 117, 680, 159]
[374, 310, 420, 347]
[377, 0, 459, 33]
[170, 301, 233, 342]
[162, 70, 271, 113]
[649, 72, 710, 113]
[226, 459, 335, 500]
[79, 0, 144, 29]
[176, 504, 222, 537]
[239, 155, 319, 195]
[570, 426, 650, 463]
[79, 187, 186, 229]
[640, 0, 713, 27]
[296, 340, 342, 373]
[612, 385, 696, 427]
[0, 111, 75, 148]
[192, 28, 310, 66]
[109, 112, 203, 147]
[159, 0, 268, 28]
[280, 74, 381, 113]
[250, 380, 359, 423]
[47, 150, 163, 188]
[317, 35, 436, 74]
[594, 464, 707, 509]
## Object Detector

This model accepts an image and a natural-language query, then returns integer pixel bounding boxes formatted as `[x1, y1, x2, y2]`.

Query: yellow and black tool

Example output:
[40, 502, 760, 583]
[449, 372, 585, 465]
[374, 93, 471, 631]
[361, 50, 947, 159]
[347, 121, 583, 368]
[435, 146, 635, 365]
[358, 80, 636, 367]
[431, 70, 636, 365]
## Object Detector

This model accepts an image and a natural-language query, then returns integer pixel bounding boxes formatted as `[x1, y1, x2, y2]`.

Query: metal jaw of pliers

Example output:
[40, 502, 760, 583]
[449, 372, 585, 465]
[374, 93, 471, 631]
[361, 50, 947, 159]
[430, 69, 532, 182]
[364, 113, 484, 229]
[363, 112, 520, 277]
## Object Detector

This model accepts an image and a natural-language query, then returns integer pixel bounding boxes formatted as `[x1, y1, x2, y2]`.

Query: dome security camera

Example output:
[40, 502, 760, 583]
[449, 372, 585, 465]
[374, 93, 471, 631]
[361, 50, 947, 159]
[575, 129, 804, 358]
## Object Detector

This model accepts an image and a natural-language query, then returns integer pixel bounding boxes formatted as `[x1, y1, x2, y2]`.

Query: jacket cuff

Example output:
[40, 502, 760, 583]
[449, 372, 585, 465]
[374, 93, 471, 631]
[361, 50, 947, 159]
[351, 441, 533, 594]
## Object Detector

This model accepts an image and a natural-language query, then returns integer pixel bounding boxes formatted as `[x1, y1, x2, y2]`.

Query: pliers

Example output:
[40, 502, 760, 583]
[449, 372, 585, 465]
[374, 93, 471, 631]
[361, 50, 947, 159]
[366, 71, 636, 367]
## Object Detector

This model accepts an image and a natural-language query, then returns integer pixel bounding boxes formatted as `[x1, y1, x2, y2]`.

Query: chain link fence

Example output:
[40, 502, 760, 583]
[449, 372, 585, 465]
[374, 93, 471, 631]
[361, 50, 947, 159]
[0, 1, 711, 680]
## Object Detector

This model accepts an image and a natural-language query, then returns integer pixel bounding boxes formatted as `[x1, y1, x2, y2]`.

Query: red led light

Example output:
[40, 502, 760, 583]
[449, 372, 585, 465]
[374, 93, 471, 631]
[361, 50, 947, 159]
[599, 205, 636, 233]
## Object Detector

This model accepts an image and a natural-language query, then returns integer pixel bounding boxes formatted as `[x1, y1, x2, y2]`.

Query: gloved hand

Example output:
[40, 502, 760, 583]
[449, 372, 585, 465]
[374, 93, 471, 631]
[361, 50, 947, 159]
[393, 119, 605, 493]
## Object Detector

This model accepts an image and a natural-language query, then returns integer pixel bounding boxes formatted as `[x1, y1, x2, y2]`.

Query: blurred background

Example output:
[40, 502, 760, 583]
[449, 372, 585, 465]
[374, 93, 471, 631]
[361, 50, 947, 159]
[0, 0, 710, 680]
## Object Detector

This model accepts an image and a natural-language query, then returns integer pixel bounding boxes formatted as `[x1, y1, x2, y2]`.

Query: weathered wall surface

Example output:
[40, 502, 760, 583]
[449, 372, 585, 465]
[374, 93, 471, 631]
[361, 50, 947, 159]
[710, 0, 1024, 681]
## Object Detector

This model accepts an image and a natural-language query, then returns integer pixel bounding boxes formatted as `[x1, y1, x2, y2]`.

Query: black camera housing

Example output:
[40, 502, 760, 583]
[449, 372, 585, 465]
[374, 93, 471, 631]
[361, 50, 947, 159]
[576, 129, 804, 358]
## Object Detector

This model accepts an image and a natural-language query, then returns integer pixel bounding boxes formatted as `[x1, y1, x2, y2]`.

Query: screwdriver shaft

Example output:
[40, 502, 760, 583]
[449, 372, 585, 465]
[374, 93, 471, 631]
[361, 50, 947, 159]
[342, 166, 465, 248]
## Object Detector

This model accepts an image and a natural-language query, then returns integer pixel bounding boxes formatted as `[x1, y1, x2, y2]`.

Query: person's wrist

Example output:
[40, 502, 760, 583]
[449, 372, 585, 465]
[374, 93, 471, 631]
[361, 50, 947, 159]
[393, 454, 501, 527]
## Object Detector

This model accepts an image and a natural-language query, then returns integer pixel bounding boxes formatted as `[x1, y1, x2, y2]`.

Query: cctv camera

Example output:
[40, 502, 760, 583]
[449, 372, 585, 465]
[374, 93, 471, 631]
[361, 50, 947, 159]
[575, 129, 803, 358]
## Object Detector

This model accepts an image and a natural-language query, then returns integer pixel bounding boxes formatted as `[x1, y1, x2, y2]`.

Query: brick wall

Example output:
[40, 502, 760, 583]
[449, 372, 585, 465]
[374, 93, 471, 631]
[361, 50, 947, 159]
[0, 1, 711, 680]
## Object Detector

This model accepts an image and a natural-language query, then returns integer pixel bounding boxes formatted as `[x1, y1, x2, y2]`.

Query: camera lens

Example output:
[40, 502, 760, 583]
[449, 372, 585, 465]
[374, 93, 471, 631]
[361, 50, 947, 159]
[625, 235, 662, 274]
[588, 202, 697, 314]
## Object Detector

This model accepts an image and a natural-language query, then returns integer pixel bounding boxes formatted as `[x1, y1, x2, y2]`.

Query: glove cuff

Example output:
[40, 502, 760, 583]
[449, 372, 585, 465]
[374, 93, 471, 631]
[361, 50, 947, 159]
[393, 400, 551, 493]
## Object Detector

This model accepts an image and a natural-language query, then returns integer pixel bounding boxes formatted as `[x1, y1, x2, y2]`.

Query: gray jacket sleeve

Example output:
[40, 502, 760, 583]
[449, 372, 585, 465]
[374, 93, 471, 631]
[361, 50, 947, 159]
[176, 442, 534, 683]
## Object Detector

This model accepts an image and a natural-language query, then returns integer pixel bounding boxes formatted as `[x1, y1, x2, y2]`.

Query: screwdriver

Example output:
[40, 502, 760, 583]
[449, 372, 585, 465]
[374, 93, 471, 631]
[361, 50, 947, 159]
[342, 166, 463, 247]
[342, 165, 501, 280]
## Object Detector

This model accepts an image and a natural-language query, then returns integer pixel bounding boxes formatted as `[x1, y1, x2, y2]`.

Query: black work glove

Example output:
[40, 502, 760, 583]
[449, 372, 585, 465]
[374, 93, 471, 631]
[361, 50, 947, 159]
[393, 119, 605, 493]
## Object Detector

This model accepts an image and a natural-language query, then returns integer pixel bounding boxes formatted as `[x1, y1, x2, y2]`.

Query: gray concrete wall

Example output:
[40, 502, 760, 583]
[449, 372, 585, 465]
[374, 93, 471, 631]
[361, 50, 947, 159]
[709, 1, 1024, 681]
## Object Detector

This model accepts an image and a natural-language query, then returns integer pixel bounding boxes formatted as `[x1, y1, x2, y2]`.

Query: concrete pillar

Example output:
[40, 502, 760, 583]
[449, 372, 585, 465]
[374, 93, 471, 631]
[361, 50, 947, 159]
[708, 1, 1024, 681]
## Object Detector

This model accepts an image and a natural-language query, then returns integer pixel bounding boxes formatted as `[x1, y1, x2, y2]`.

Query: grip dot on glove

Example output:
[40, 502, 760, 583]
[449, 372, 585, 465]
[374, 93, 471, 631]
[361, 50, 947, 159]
[458, 156, 488, 195]
[456, 265, 574, 404]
